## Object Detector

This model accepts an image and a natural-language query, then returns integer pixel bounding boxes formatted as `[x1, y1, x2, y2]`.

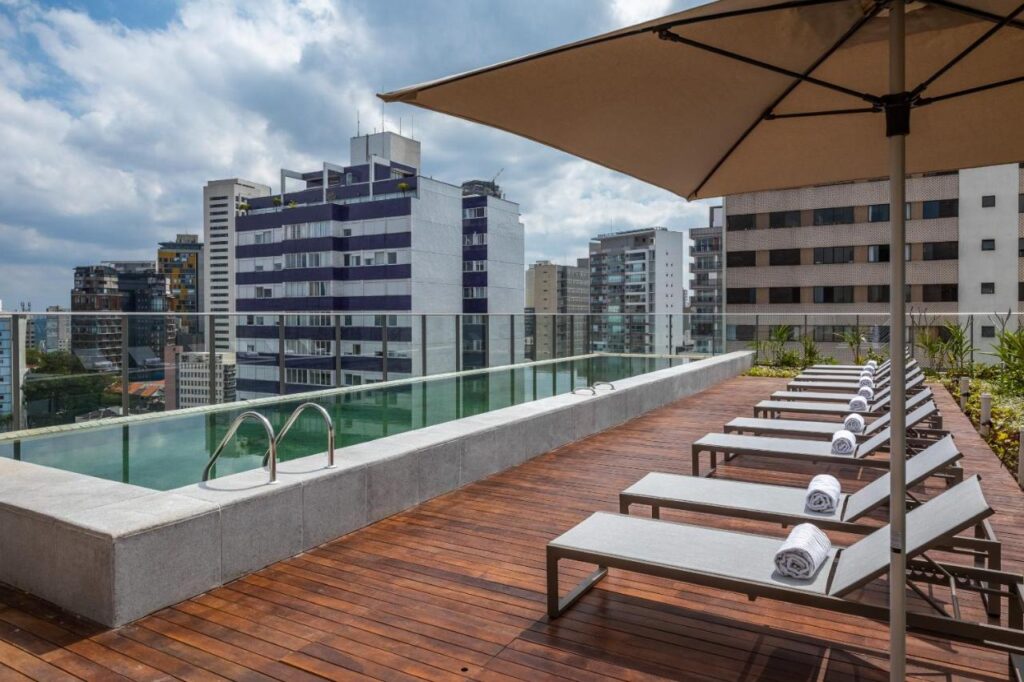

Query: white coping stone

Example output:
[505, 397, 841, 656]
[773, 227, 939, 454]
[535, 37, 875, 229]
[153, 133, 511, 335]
[0, 350, 755, 626]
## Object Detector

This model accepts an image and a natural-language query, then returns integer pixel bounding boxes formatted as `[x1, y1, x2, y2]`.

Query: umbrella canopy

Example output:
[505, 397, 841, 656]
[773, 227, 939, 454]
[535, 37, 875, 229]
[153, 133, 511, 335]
[381, 0, 1024, 200]
[381, 2, 1024, 679]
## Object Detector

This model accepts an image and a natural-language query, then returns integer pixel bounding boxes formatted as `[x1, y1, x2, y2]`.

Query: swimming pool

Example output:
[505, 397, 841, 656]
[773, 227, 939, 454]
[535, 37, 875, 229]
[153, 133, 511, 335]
[0, 354, 683, 490]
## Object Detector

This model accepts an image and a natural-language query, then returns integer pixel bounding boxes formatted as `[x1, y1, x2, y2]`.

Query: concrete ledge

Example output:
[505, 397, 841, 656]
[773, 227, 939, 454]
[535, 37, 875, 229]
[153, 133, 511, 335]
[0, 351, 753, 626]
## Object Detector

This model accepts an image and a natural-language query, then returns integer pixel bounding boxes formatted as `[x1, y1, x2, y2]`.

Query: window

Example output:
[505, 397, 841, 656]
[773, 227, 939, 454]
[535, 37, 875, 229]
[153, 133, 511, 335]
[922, 241, 958, 260]
[812, 325, 854, 342]
[981, 282, 995, 294]
[982, 195, 996, 208]
[769, 248, 801, 266]
[867, 285, 890, 303]
[463, 260, 487, 272]
[813, 206, 854, 225]
[982, 326, 996, 338]
[922, 199, 958, 219]
[769, 210, 801, 228]
[284, 252, 325, 269]
[813, 246, 854, 264]
[463, 286, 487, 298]
[463, 206, 486, 219]
[868, 204, 889, 222]
[921, 284, 958, 302]
[255, 287, 273, 299]
[463, 233, 487, 246]
[388, 252, 398, 265]
[253, 230, 273, 244]
[982, 239, 995, 251]
[813, 286, 854, 303]
[868, 244, 890, 262]
[1020, 282, 1024, 301]
[727, 325, 755, 341]
[769, 287, 800, 304]
[726, 250, 756, 267]
[1020, 194, 1024, 213]
[285, 281, 328, 297]
[727, 214, 756, 231]
[726, 287, 756, 304]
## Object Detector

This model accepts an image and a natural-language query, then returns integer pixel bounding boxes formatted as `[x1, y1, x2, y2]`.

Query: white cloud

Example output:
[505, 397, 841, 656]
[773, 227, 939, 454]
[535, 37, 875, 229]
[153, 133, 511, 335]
[607, 0, 675, 26]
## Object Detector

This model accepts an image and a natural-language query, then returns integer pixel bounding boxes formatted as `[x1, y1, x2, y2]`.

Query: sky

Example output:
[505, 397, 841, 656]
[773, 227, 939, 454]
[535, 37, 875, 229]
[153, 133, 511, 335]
[0, 0, 718, 310]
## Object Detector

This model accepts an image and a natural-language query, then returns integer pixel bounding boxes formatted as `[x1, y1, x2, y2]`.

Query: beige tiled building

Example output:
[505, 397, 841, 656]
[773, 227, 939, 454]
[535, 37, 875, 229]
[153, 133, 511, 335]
[524, 259, 590, 359]
[723, 163, 1024, 358]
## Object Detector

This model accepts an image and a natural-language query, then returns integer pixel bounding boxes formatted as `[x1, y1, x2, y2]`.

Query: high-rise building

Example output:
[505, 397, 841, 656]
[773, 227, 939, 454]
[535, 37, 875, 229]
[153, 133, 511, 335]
[232, 131, 524, 398]
[525, 258, 590, 359]
[690, 206, 724, 354]
[104, 261, 170, 377]
[44, 306, 71, 353]
[203, 178, 271, 353]
[589, 228, 688, 354]
[71, 265, 122, 371]
[158, 234, 204, 338]
[460, 180, 525, 369]
[722, 162, 1023, 358]
[0, 305, 27, 429]
[166, 350, 236, 410]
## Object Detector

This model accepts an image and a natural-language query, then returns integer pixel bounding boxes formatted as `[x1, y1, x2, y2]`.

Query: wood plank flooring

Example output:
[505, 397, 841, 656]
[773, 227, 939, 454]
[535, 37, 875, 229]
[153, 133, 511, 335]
[0, 376, 1021, 680]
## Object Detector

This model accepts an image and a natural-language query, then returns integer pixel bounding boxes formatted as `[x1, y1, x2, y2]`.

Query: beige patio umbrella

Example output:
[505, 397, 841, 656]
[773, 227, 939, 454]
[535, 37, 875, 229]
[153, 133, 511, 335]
[380, 0, 1024, 677]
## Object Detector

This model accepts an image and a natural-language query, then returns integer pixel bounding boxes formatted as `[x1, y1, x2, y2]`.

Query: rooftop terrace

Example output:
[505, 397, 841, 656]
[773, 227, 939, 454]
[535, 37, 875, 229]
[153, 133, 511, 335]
[0, 376, 1018, 680]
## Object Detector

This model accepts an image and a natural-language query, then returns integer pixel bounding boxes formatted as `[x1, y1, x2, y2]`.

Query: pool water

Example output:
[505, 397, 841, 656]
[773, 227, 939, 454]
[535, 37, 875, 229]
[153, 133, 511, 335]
[0, 355, 683, 490]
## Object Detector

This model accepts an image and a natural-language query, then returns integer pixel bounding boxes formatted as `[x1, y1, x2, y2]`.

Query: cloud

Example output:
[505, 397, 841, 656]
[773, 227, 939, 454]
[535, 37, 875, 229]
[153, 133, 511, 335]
[0, 0, 715, 310]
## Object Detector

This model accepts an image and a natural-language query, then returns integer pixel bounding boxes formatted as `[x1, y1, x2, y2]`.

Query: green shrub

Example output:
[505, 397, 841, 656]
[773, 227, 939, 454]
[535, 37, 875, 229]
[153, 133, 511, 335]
[745, 365, 802, 378]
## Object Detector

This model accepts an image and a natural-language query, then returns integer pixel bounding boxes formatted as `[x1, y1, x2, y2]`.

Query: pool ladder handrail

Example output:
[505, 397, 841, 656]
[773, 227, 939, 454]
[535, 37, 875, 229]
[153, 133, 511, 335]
[593, 381, 616, 391]
[261, 402, 335, 470]
[202, 411, 278, 484]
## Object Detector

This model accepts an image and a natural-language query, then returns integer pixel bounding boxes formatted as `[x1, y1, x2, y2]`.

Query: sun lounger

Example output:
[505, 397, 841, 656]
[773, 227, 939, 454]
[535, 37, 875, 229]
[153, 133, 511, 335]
[771, 373, 924, 403]
[787, 368, 921, 392]
[547, 477, 1024, 668]
[796, 359, 916, 379]
[754, 388, 933, 420]
[692, 402, 939, 477]
[727, 393, 941, 438]
[807, 358, 892, 371]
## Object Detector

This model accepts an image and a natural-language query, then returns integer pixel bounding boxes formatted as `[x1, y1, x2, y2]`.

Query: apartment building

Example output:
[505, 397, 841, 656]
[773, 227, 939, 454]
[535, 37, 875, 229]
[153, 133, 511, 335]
[203, 178, 271, 353]
[590, 227, 688, 354]
[690, 206, 724, 354]
[71, 265, 122, 371]
[158, 234, 204, 339]
[232, 131, 524, 398]
[524, 258, 590, 359]
[0, 309, 27, 429]
[166, 350, 237, 410]
[723, 162, 1023, 357]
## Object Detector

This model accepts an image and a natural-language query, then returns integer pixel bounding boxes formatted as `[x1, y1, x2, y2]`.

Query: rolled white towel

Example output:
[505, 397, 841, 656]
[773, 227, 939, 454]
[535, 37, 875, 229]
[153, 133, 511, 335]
[831, 429, 856, 455]
[857, 385, 874, 400]
[848, 396, 869, 412]
[866, 360, 878, 369]
[774, 524, 832, 580]
[858, 376, 874, 388]
[843, 412, 866, 434]
[860, 368, 875, 377]
[805, 474, 842, 513]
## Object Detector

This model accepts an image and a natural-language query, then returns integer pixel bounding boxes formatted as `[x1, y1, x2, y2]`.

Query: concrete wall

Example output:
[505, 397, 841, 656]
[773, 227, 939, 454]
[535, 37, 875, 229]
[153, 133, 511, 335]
[0, 351, 752, 627]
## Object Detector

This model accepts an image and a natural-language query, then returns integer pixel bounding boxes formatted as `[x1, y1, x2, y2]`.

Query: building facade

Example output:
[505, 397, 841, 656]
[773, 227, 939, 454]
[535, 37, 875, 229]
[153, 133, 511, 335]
[203, 178, 271, 353]
[690, 206, 724, 354]
[44, 306, 71, 353]
[722, 162, 1024, 359]
[167, 351, 237, 410]
[158, 233, 204, 339]
[71, 265, 122, 371]
[525, 258, 590, 359]
[0, 311, 27, 429]
[232, 132, 524, 398]
[590, 228, 688, 354]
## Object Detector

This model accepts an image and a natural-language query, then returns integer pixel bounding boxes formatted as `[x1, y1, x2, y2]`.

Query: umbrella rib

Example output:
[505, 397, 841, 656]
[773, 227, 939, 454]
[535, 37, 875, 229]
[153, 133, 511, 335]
[926, 0, 1024, 31]
[765, 106, 879, 119]
[684, 0, 886, 199]
[916, 73, 1024, 106]
[911, 1, 1024, 98]
[657, 29, 879, 103]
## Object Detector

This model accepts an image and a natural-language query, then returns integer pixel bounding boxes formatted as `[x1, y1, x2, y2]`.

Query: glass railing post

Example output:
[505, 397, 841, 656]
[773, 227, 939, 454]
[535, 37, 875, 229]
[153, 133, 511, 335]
[668, 315, 673, 355]
[569, 315, 576, 357]
[278, 315, 286, 395]
[382, 315, 389, 381]
[334, 314, 343, 387]
[484, 314, 490, 368]
[969, 314, 975, 366]
[11, 314, 22, 431]
[421, 315, 428, 377]
[455, 315, 462, 372]
[121, 315, 130, 415]
[509, 314, 515, 364]
[207, 315, 217, 405]
[551, 314, 557, 359]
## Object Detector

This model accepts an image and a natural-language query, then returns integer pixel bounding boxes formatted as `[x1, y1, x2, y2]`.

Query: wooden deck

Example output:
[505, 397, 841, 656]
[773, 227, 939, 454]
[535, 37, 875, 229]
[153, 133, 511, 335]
[1, 376, 1022, 681]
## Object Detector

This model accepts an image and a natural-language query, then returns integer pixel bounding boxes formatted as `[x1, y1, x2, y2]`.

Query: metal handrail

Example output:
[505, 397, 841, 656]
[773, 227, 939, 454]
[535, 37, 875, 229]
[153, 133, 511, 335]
[572, 387, 596, 395]
[202, 411, 278, 484]
[593, 381, 616, 391]
[262, 402, 335, 469]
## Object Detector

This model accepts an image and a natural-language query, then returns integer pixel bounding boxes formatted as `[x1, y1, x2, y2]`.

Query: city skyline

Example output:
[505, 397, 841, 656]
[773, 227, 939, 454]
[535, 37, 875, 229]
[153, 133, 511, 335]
[0, 0, 715, 310]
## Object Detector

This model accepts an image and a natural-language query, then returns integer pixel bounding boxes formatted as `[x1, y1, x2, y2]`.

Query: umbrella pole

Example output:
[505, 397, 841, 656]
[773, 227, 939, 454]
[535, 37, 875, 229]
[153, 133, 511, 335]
[887, 0, 908, 679]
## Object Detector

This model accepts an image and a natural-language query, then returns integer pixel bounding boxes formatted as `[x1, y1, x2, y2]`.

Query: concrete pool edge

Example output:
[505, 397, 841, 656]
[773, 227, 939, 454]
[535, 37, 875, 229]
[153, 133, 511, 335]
[0, 351, 753, 626]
